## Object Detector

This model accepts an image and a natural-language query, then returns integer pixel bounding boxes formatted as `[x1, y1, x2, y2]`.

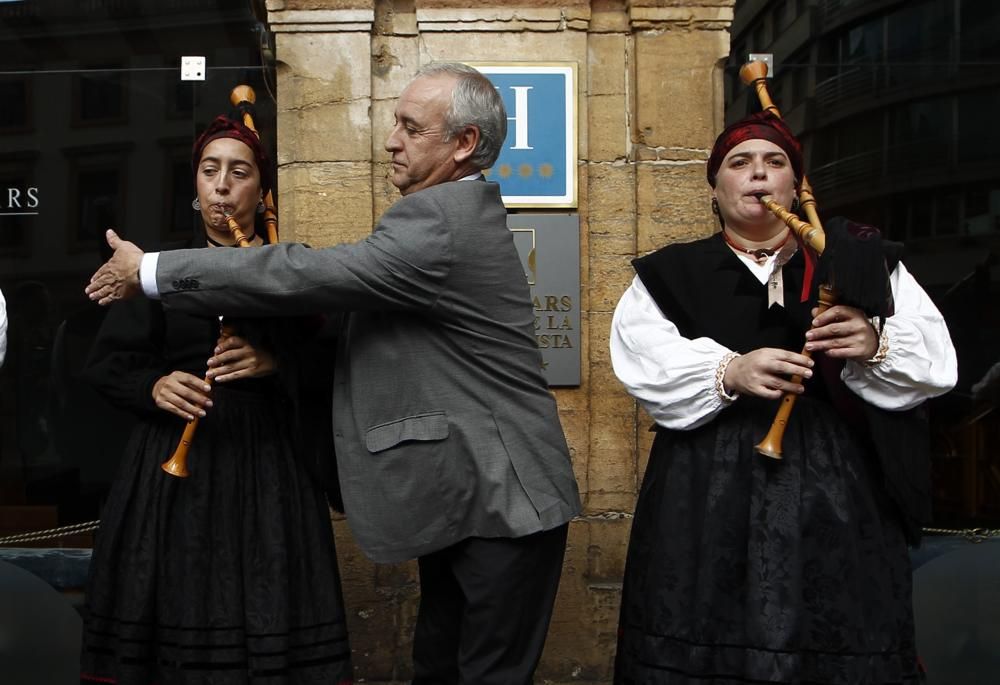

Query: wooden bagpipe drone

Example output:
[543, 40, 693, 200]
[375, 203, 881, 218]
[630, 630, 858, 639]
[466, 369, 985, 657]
[737, 59, 894, 460]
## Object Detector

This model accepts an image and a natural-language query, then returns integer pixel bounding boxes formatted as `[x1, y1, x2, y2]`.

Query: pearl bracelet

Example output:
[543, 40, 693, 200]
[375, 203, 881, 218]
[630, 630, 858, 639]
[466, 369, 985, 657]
[715, 351, 741, 404]
[863, 325, 890, 368]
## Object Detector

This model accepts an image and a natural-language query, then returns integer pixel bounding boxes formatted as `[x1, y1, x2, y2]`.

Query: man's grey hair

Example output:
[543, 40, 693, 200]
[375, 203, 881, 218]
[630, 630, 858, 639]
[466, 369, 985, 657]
[416, 62, 507, 170]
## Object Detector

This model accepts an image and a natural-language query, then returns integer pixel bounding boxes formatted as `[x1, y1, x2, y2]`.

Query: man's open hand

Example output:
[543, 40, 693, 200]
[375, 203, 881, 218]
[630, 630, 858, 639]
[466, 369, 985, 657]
[85, 229, 144, 305]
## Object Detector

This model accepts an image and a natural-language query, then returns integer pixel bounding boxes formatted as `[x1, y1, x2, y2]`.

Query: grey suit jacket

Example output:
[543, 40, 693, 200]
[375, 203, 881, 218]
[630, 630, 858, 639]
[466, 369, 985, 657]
[156, 180, 582, 562]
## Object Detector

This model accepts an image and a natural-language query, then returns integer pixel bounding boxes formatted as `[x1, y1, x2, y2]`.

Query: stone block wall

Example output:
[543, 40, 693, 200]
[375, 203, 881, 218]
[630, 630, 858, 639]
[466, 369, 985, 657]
[264, 0, 735, 681]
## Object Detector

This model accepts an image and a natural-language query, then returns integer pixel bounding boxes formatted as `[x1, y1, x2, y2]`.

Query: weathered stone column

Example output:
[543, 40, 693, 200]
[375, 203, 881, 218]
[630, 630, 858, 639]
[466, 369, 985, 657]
[267, 2, 376, 247]
[627, 1, 734, 478]
[264, 1, 735, 682]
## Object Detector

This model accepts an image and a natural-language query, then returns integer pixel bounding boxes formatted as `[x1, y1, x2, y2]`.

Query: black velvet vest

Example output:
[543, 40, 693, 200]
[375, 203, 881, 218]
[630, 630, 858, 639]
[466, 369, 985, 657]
[633, 233, 931, 544]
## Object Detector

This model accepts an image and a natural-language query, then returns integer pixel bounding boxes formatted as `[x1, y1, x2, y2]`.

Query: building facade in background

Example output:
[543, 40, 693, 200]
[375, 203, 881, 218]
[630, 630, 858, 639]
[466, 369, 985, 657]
[727, 0, 1000, 525]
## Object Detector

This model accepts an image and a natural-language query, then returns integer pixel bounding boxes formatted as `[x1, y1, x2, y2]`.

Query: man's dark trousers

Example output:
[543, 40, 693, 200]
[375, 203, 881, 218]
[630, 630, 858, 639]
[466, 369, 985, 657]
[411, 524, 569, 685]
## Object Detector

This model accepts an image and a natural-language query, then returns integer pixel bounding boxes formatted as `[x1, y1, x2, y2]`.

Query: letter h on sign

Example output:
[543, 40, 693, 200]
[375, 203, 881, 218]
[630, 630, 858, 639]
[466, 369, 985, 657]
[470, 63, 577, 208]
[507, 86, 533, 150]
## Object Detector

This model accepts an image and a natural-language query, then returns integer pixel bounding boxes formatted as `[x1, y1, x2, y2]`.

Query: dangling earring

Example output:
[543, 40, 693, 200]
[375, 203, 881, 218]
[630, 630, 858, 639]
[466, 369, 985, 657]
[256, 198, 266, 214]
[791, 197, 800, 212]
[191, 198, 201, 211]
[711, 197, 720, 215]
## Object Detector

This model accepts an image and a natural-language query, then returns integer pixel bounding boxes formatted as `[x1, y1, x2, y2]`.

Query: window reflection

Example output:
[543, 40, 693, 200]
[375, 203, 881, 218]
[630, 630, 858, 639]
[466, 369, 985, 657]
[0, 78, 30, 131]
[73, 68, 127, 126]
[0, 0, 274, 545]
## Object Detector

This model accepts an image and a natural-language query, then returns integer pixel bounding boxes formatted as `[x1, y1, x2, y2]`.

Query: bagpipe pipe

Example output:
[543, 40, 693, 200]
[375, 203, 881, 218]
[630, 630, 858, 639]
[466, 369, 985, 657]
[161, 85, 278, 478]
[737, 60, 894, 459]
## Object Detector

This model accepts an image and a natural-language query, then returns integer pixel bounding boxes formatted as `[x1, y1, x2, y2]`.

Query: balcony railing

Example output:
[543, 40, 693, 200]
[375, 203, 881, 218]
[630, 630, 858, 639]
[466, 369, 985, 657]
[814, 61, 966, 112]
[809, 136, 960, 199]
[809, 148, 883, 195]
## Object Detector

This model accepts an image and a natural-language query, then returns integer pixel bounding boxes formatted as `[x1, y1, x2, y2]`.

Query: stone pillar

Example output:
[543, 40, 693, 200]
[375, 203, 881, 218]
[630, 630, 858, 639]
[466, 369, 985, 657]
[267, 3, 376, 248]
[264, 1, 735, 682]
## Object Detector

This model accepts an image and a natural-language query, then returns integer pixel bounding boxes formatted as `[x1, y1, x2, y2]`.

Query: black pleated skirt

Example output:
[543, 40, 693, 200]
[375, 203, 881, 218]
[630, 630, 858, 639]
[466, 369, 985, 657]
[614, 397, 919, 685]
[80, 385, 352, 685]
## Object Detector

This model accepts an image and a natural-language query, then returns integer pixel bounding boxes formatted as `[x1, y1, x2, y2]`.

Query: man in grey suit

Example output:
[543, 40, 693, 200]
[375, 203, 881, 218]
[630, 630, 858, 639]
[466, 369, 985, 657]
[87, 62, 581, 684]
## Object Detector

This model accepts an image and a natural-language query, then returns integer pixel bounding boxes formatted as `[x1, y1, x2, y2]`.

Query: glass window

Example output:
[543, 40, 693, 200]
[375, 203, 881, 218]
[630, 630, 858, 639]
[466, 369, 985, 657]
[933, 189, 962, 237]
[843, 19, 883, 65]
[790, 61, 808, 107]
[771, 2, 788, 32]
[0, 0, 275, 544]
[959, 0, 1000, 61]
[809, 113, 882, 195]
[909, 192, 935, 239]
[815, 37, 839, 84]
[753, 22, 768, 51]
[888, 97, 952, 174]
[887, 0, 952, 61]
[0, 78, 30, 131]
[72, 67, 128, 126]
[958, 87, 1000, 164]
[887, 0, 954, 87]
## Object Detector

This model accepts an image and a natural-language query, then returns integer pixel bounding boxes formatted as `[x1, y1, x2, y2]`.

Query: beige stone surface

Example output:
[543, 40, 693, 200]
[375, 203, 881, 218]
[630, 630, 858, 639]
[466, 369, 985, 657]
[371, 161, 399, 219]
[370, 98, 397, 161]
[371, 35, 419, 100]
[590, 0, 630, 33]
[275, 32, 373, 163]
[587, 165, 635, 255]
[268, 0, 374, 10]
[268, 1, 732, 681]
[558, 407, 591, 497]
[416, 0, 590, 7]
[589, 253, 634, 314]
[275, 32, 371, 101]
[588, 416, 638, 506]
[375, 1, 419, 36]
[636, 161, 717, 254]
[419, 28, 587, 64]
[279, 99, 372, 163]
[587, 94, 629, 161]
[587, 32, 627, 96]
[633, 29, 730, 152]
[279, 162, 374, 245]
[629, 0, 733, 9]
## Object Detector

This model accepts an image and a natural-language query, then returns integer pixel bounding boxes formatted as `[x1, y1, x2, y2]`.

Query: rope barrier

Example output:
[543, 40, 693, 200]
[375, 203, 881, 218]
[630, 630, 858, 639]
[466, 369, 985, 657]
[0, 521, 997, 547]
[920, 526, 1000, 543]
[0, 520, 100, 546]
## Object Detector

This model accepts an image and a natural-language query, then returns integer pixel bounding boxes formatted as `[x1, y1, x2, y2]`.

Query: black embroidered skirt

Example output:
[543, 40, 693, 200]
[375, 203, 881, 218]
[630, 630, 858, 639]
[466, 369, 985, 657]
[80, 385, 352, 685]
[614, 397, 918, 684]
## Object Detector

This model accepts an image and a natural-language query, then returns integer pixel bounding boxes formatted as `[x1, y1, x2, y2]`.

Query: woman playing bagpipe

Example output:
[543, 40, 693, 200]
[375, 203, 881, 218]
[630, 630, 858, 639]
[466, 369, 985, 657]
[609, 109, 958, 684]
[79, 109, 352, 684]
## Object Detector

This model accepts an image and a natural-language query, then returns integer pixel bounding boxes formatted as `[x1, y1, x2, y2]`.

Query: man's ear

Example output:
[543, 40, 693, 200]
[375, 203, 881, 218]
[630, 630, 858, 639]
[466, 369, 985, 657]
[452, 125, 480, 164]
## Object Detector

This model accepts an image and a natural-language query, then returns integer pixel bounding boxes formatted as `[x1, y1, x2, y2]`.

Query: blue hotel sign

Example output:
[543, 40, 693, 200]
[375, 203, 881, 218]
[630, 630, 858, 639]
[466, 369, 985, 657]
[471, 63, 578, 208]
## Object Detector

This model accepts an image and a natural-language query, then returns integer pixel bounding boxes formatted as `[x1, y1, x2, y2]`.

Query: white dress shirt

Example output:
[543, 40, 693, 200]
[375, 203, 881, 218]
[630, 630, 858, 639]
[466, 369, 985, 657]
[610, 251, 958, 431]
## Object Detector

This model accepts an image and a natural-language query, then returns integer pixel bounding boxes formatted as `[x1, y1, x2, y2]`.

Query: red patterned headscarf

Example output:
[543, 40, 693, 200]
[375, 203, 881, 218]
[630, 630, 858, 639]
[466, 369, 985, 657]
[707, 111, 803, 188]
[191, 115, 272, 196]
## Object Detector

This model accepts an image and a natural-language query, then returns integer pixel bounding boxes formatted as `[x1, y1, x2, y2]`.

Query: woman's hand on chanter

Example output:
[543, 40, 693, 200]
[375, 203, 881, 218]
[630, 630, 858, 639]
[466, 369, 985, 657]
[152, 371, 213, 421]
[805, 305, 878, 362]
[205, 335, 276, 384]
[724, 348, 814, 400]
